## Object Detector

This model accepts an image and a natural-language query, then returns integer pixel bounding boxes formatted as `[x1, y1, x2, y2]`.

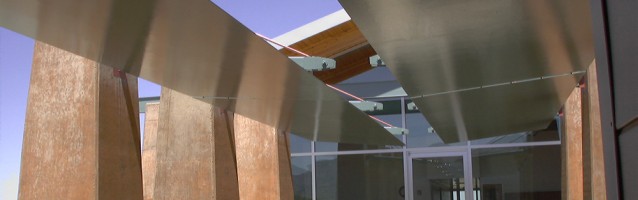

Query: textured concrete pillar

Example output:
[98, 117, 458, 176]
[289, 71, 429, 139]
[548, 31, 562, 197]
[234, 114, 294, 200]
[19, 42, 143, 199]
[561, 87, 584, 200]
[144, 88, 239, 199]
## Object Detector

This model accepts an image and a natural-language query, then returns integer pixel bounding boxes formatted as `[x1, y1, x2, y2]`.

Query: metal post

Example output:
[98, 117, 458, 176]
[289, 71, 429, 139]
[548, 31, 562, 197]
[402, 97, 411, 200]
[311, 141, 317, 200]
[464, 142, 474, 200]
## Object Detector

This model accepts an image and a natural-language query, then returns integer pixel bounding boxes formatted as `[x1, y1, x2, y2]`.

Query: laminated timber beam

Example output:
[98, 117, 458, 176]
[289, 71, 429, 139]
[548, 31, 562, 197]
[280, 21, 377, 84]
[234, 114, 294, 200]
[561, 62, 610, 200]
[582, 62, 608, 199]
[142, 103, 159, 200]
[141, 89, 239, 199]
[19, 42, 143, 199]
[562, 86, 584, 200]
[141, 88, 294, 200]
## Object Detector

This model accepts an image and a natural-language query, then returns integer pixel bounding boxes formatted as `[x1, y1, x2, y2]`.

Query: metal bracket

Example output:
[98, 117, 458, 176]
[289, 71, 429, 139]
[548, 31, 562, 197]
[349, 101, 383, 112]
[290, 56, 336, 72]
[407, 102, 418, 111]
[385, 127, 409, 135]
[369, 55, 386, 67]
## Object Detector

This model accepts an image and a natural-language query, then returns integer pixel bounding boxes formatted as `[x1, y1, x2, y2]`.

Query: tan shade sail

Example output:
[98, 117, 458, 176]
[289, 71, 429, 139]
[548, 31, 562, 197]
[0, 0, 402, 145]
[340, 0, 593, 142]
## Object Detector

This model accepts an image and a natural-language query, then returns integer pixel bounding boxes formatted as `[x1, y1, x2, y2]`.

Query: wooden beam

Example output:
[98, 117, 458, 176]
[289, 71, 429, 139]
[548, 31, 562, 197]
[234, 114, 294, 200]
[584, 62, 608, 199]
[280, 21, 377, 84]
[562, 86, 584, 200]
[317, 44, 377, 84]
[142, 103, 159, 200]
[144, 88, 239, 199]
[211, 105, 241, 199]
[19, 42, 143, 199]
[281, 21, 369, 58]
[561, 61, 609, 200]
[142, 89, 295, 199]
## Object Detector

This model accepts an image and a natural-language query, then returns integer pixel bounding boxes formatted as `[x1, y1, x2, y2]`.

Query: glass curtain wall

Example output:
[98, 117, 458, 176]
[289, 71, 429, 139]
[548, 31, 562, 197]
[472, 146, 562, 200]
[291, 97, 562, 200]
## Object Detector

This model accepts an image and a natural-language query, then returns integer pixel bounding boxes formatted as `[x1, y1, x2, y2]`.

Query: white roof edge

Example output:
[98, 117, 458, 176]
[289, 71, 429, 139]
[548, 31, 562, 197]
[270, 9, 351, 50]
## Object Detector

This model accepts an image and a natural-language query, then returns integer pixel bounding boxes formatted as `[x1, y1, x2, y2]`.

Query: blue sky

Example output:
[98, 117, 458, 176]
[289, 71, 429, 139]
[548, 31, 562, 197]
[0, 1, 342, 199]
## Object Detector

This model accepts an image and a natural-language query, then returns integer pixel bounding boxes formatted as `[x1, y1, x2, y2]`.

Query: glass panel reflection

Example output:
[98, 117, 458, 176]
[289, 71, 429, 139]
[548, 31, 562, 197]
[292, 156, 312, 200]
[412, 156, 466, 200]
[316, 153, 404, 200]
[470, 120, 560, 145]
[407, 113, 560, 148]
[406, 113, 466, 148]
[315, 114, 404, 152]
[290, 133, 311, 153]
[472, 146, 561, 200]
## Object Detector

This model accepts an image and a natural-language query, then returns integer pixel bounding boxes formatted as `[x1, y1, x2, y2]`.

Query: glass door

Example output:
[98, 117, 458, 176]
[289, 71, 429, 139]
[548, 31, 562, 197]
[408, 152, 474, 200]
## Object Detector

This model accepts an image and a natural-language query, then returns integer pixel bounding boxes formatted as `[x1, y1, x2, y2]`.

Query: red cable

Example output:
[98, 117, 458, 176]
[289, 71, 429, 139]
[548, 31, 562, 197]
[257, 33, 396, 128]
[326, 84, 365, 101]
[370, 115, 395, 127]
